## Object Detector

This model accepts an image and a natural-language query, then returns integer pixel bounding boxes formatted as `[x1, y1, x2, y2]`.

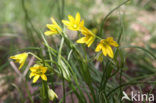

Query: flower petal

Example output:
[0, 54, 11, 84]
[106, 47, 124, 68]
[80, 20, 84, 27]
[106, 37, 119, 47]
[87, 37, 95, 47]
[41, 74, 47, 81]
[75, 12, 80, 24]
[110, 41, 119, 47]
[95, 44, 103, 52]
[44, 31, 56, 36]
[106, 37, 113, 41]
[42, 67, 47, 73]
[29, 72, 35, 78]
[46, 24, 56, 30]
[19, 62, 24, 69]
[76, 37, 88, 43]
[30, 66, 37, 72]
[51, 17, 58, 26]
[86, 36, 93, 45]
[33, 75, 40, 83]
[10, 56, 17, 59]
[62, 20, 70, 26]
[68, 15, 75, 23]
[106, 45, 114, 58]
[102, 46, 107, 56]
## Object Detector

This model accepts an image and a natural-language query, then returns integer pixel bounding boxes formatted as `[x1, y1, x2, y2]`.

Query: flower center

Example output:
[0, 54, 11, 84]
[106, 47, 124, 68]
[73, 24, 77, 29]
[36, 69, 42, 75]
[103, 41, 109, 46]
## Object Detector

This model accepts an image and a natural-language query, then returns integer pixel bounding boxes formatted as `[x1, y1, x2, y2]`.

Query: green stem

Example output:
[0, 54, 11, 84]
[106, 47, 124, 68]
[61, 0, 65, 20]
[62, 71, 66, 103]
[28, 52, 42, 61]
[21, 0, 42, 44]
[41, 81, 49, 103]
[99, 0, 130, 35]
[96, 35, 102, 40]
[58, 37, 66, 103]
[119, 65, 123, 103]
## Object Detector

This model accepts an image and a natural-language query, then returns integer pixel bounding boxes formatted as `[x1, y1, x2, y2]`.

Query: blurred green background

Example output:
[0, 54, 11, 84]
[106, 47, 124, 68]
[0, 0, 156, 102]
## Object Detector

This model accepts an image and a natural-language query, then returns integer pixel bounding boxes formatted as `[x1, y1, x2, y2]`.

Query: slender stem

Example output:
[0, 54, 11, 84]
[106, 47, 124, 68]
[28, 52, 42, 61]
[41, 81, 49, 103]
[99, 60, 109, 90]
[58, 37, 66, 103]
[62, 72, 66, 103]
[96, 35, 102, 40]
[61, 0, 65, 20]
[21, 0, 42, 42]
[99, 0, 130, 35]
[119, 66, 123, 103]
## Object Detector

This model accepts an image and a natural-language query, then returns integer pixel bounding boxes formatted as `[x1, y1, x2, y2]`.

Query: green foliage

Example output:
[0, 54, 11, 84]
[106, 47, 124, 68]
[0, 0, 156, 103]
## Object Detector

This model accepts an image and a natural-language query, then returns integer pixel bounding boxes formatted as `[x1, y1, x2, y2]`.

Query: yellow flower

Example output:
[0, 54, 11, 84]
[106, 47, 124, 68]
[95, 37, 119, 58]
[62, 12, 84, 31]
[10, 52, 28, 69]
[76, 27, 95, 47]
[29, 64, 47, 83]
[48, 87, 58, 101]
[44, 17, 62, 36]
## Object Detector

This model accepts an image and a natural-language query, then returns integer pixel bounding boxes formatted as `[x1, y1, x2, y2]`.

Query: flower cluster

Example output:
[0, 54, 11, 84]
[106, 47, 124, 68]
[9, 12, 119, 102]
[45, 12, 119, 58]
[10, 52, 48, 83]
[9, 52, 58, 101]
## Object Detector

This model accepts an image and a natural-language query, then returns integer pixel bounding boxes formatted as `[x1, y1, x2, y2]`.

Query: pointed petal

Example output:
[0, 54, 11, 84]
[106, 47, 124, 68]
[110, 41, 119, 47]
[46, 24, 56, 30]
[10, 56, 17, 59]
[95, 43, 103, 52]
[102, 46, 107, 56]
[106, 37, 119, 47]
[19, 62, 24, 69]
[87, 37, 95, 47]
[80, 20, 84, 27]
[42, 67, 47, 73]
[29, 72, 35, 78]
[41, 74, 47, 81]
[62, 20, 70, 26]
[44, 31, 56, 36]
[75, 12, 80, 24]
[68, 15, 75, 23]
[106, 37, 113, 41]
[30, 67, 36, 72]
[86, 36, 93, 45]
[106, 45, 114, 58]
[50, 17, 58, 25]
[80, 27, 89, 36]
[33, 75, 40, 83]
[76, 37, 88, 43]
